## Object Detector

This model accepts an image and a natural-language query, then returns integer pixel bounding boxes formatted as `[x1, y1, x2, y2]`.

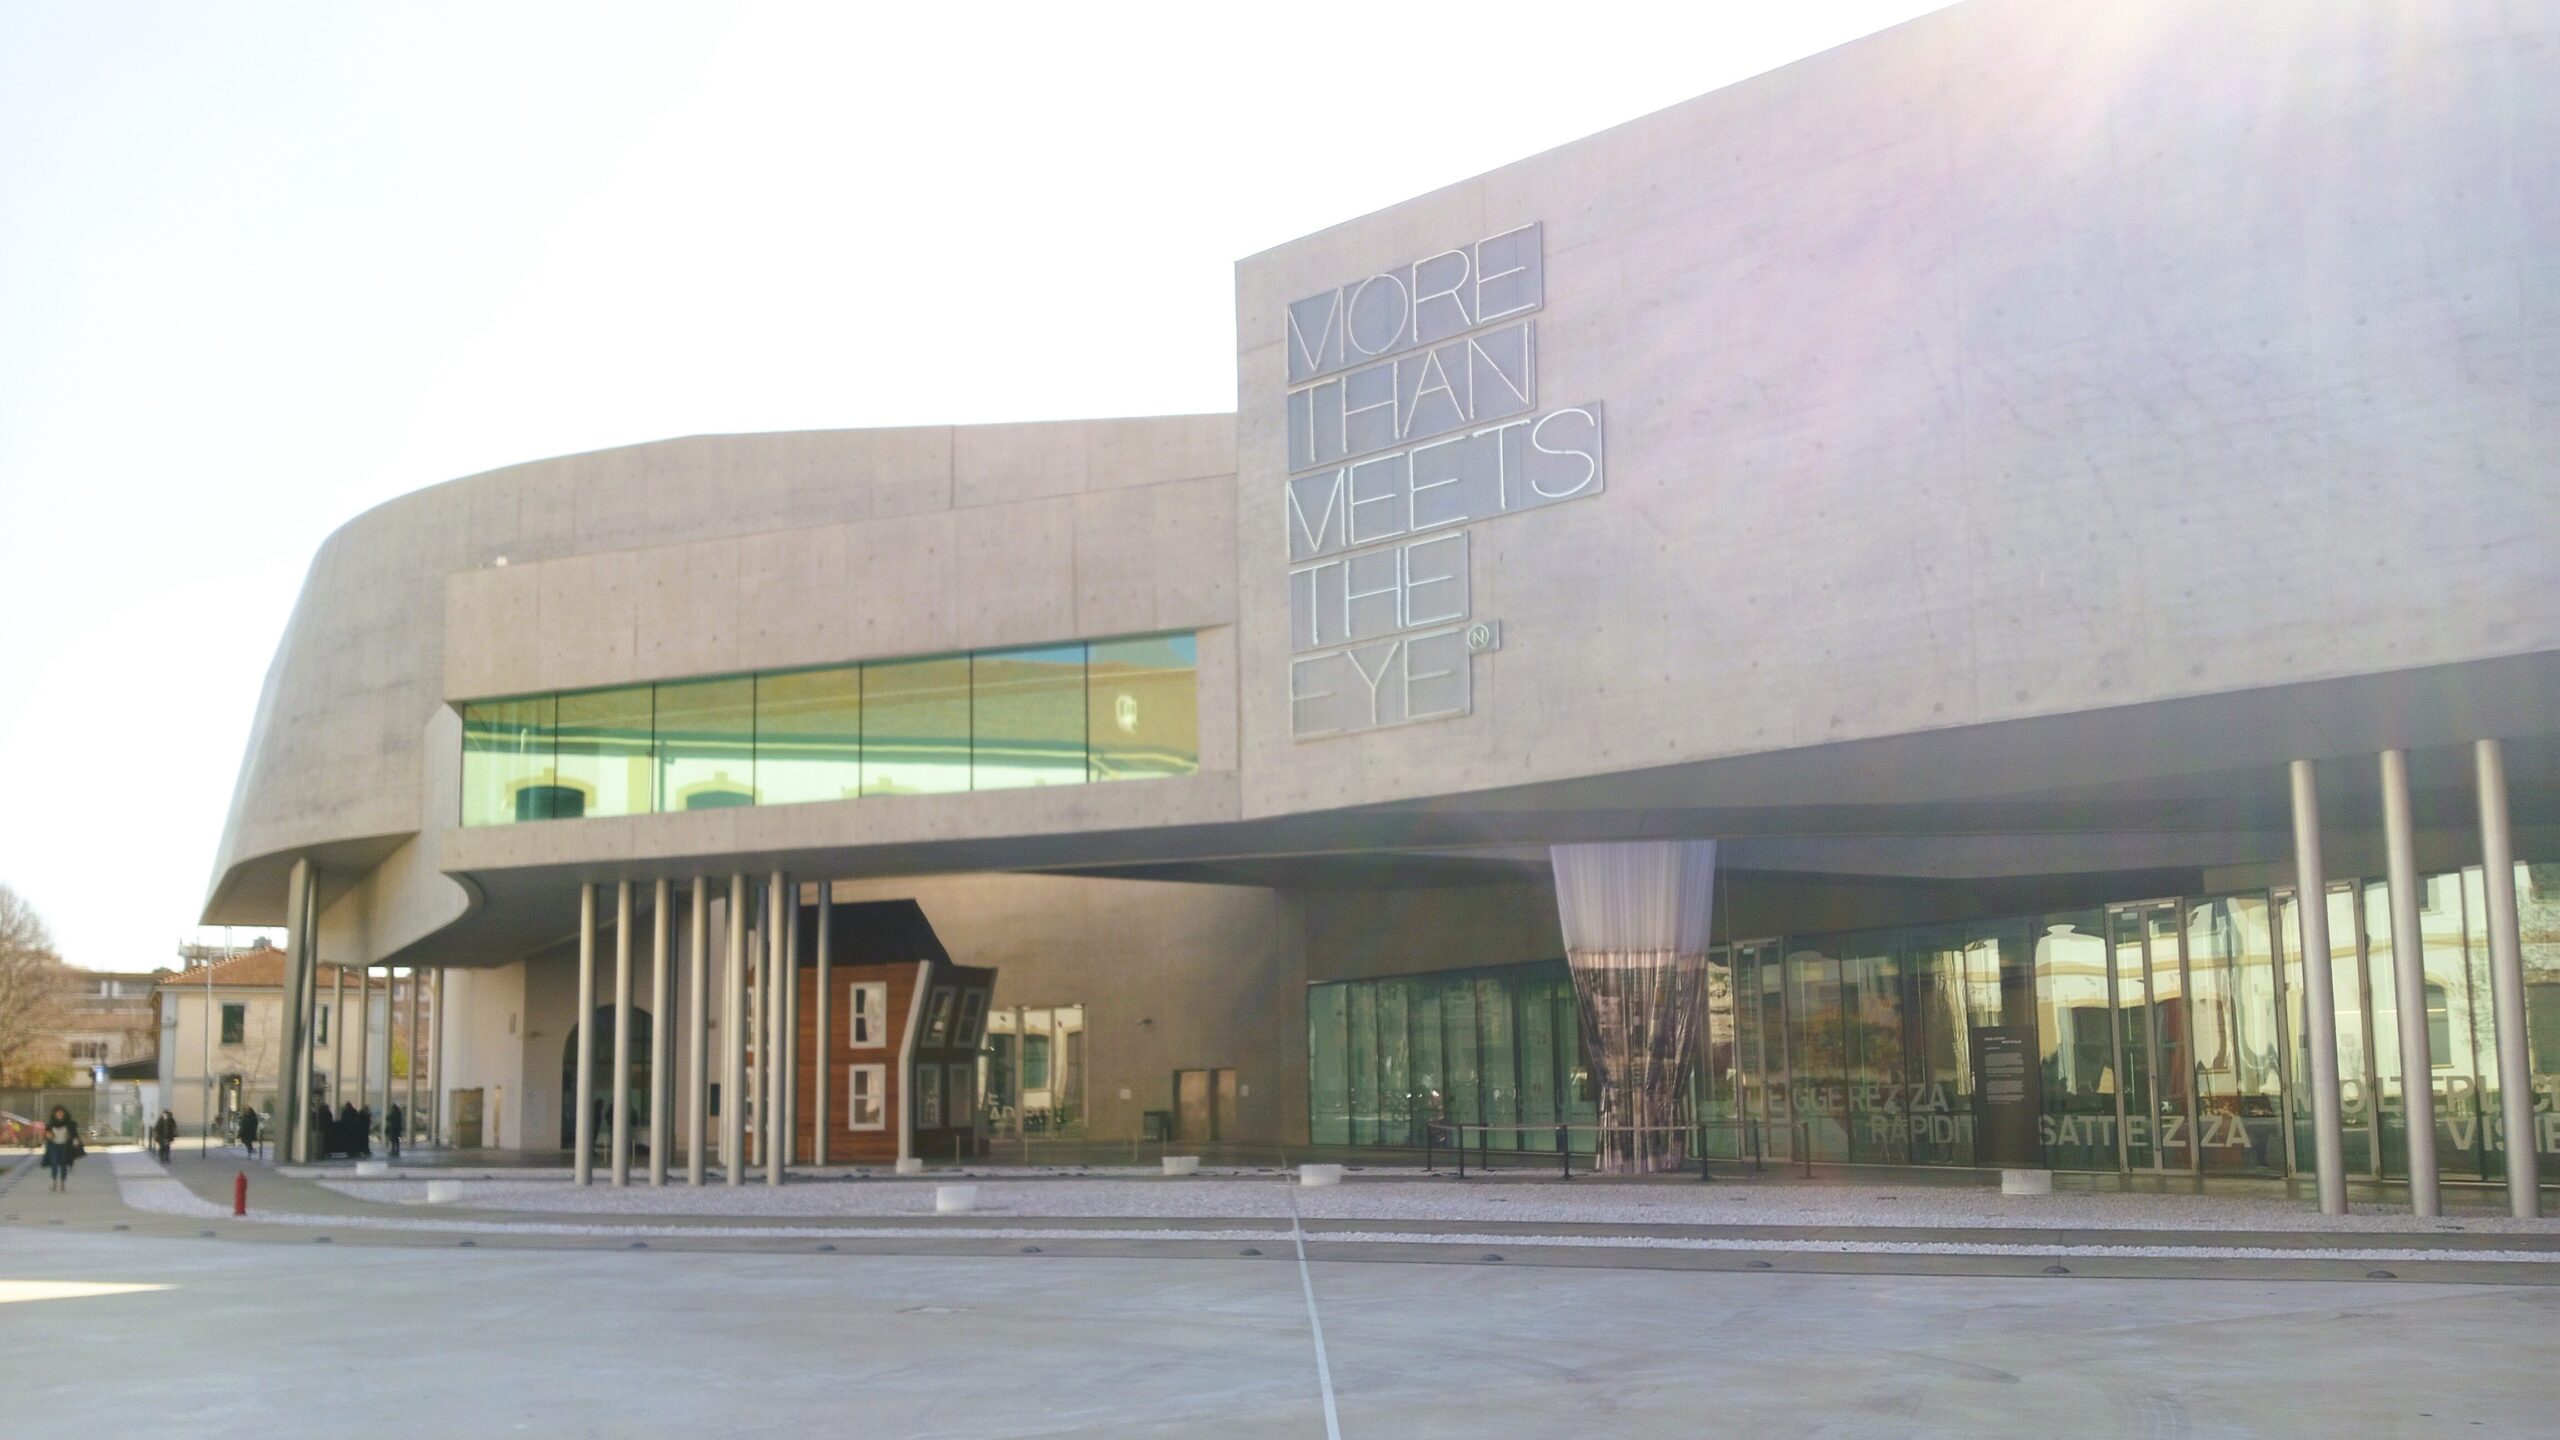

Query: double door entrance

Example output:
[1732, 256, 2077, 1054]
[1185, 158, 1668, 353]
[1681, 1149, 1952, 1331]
[2105, 901, 2287, 1176]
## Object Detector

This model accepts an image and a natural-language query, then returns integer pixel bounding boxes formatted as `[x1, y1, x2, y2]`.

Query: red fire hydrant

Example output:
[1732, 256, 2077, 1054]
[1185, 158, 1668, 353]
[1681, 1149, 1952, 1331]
[233, 1172, 248, 1217]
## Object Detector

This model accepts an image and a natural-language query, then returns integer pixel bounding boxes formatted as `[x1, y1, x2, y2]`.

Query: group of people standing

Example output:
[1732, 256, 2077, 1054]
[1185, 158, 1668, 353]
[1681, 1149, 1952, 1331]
[311, 1100, 405, 1160]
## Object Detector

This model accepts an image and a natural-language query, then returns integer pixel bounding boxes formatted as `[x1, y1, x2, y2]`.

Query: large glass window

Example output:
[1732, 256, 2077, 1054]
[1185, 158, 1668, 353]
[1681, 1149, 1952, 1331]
[459, 631, 1200, 825]
[973, 645, 1087, 790]
[461, 695, 559, 825]
[1088, 634, 1199, 781]
[553, 686, 655, 819]
[861, 655, 972, 796]
[755, 666, 862, 806]
[654, 676, 756, 812]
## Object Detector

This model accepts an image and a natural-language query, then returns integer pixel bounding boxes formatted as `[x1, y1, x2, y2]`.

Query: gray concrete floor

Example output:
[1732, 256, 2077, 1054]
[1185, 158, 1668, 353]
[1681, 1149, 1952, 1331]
[7, 1152, 2558, 1438]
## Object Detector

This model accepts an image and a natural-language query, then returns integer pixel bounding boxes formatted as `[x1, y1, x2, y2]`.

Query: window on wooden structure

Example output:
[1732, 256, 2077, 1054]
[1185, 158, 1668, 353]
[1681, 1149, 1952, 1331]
[955, 990, 989, 1048]
[914, 1063, 943, 1129]
[922, 987, 956, 1046]
[847, 983, 888, 1048]
[947, 1062, 975, 1129]
[846, 1064, 886, 1130]
[221, 1003, 246, 1045]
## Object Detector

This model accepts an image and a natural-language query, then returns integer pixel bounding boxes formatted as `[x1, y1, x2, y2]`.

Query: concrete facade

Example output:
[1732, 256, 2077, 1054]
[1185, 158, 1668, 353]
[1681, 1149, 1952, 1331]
[201, 0, 2557, 1159]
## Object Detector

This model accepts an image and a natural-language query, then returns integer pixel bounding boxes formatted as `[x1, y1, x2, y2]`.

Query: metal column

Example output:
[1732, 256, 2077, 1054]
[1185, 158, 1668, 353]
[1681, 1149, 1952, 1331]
[353, 967, 372, 1123]
[2379, 749, 2440, 1216]
[650, 878, 671, 1186]
[573, 883, 597, 1186]
[611, 880, 634, 1187]
[783, 884, 800, 1165]
[814, 884, 832, 1166]
[2290, 760, 2349, 1216]
[2476, 739, 2541, 1217]
[723, 874, 746, 1185]
[405, 969, 421, 1144]
[279, 858, 315, 1163]
[687, 876, 709, 1186]
[330, 966, 347, 1112]
[431, 968, 446, 1148]
[767, 870, 787, 1186]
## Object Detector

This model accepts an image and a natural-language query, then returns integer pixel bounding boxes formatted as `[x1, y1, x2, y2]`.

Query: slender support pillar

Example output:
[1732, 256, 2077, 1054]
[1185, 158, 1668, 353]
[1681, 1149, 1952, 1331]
[404, 971, 420, 1143]
[722, 874, 746, 1185]
[814, 884, 832, 1166]
[767, 870, 787, 1186]
[330, 966, 347, 1109]
[611, 881, 635, 1186]
[573, 884, 597, 1186]
[687, 877, 709, 1186]
[650, 878, 671, 1186]
[2290, 760, 2350, 1215]
[353, 967, 373, 1121]
[2380, 749, 2441, 1216]
[431, 969, 446, 1148]
[783, 884, 800, 1165]
[2476, 739, 2541, 1217]
[279, 858, 315, 1163]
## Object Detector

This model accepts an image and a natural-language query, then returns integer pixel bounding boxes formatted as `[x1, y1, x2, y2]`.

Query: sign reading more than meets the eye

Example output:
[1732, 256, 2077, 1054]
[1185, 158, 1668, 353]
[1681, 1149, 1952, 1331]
[1283, 223, 1607, 739]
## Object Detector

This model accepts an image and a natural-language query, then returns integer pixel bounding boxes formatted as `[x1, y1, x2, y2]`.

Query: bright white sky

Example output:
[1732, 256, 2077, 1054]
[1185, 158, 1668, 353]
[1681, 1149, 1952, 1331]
[0, 1, 1949, 971]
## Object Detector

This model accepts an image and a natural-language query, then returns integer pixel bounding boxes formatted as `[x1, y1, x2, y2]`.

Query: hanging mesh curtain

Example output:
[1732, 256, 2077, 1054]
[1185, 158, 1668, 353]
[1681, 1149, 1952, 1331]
[1550, 841, 1717, 1174]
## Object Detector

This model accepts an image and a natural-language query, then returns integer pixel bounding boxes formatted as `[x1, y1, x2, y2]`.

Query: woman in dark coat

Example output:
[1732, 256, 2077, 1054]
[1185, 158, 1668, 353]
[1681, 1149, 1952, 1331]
[152, 1109, 177, 1163]
[41, 1106, 80, 1191]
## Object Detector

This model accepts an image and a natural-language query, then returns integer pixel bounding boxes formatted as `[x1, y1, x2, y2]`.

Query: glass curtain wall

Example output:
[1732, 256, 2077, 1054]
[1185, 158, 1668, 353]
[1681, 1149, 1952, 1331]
[458, 632, 1198, 825]
[1308, 867, 2558, 1181]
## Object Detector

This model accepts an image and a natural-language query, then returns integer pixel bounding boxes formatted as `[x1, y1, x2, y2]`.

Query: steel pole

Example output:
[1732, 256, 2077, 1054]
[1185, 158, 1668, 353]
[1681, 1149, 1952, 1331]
[723, 874, 745, 1185]
[431, 968, 446, 1148]
[650, 877, 671, 1186]
[2380, 749, 2440, 1216]
[573, 884, 596, 1186]
[2475, 739, 2541, 1217]
[330, 966, 346, 1115]
[2290, 760, 2349, 1216]
[783, 882, 800, 1166]
[766, 871, 787, 1186]
[814, 884, 831, 1166]
[611, 881, 634, 1186]
[687, 877, 709, 1186]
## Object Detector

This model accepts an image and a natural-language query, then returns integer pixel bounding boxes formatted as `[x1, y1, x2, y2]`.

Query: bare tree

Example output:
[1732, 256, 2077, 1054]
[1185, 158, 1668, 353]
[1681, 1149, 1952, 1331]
[0, 885, 71, 1087]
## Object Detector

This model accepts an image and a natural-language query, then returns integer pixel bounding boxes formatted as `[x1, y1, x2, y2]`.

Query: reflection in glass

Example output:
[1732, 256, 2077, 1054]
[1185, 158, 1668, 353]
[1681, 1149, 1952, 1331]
[972, 645, 1087, 790]
[2034, 914, 2115, 1170]
[655, 676, 756, 811]
[461, 695, 557, 826]
[861, 655, 972, 796]
[756, 666, 862, 806]
[1088, 634, 1200, 780]
[554, 686, 655, 819]
[1786, 945, 1848, 1162]
[1308, 985, 1348, 1144]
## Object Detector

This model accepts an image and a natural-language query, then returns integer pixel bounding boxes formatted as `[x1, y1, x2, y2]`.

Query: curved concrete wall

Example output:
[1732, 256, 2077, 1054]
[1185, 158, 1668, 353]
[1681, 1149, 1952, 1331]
[208, 0, 2559, 971]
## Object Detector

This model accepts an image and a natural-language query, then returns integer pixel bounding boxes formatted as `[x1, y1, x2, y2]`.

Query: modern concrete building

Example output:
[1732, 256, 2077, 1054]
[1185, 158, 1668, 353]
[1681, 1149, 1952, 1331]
[204, 0, 2558, 1210]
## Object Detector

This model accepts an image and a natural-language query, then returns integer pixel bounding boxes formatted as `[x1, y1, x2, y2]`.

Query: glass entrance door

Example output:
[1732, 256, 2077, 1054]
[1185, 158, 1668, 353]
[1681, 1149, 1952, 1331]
[2110, 903, 2197, 1173]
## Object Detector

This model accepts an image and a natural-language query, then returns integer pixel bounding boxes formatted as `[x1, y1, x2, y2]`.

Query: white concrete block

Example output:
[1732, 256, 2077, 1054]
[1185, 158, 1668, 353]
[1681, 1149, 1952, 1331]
[424, 1180, 463, 1205]
[2001, 1168, 2053, 1196]
[355, 1159, 389, 1178]
[1298, 1163, 1345, 1188]
[935, 1185, 978, 1214]
[1162, 1156, 1200, 1176]
[895, 1157, 924, 1176]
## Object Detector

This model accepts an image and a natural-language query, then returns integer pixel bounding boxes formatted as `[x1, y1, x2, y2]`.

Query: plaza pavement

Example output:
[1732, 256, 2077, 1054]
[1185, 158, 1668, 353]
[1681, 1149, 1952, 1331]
[7, 1147, 2560, 1437]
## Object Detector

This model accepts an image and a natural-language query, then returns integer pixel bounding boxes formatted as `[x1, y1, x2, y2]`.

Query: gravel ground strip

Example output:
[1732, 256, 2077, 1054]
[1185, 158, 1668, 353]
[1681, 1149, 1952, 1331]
[101, 1154, 2560, 1264]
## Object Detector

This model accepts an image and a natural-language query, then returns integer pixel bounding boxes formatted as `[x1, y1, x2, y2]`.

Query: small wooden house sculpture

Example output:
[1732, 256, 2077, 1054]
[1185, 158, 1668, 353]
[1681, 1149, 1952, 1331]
[794, 899, 995, 1166]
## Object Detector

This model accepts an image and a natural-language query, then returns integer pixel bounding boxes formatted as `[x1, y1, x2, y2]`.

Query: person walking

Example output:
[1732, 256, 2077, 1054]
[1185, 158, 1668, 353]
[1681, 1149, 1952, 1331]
[237, 1105, 261, 1159]
[385, 1101, 404, 1160]
[40, 1106, 81, 1192]
[152, 1109, 177, 1164]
